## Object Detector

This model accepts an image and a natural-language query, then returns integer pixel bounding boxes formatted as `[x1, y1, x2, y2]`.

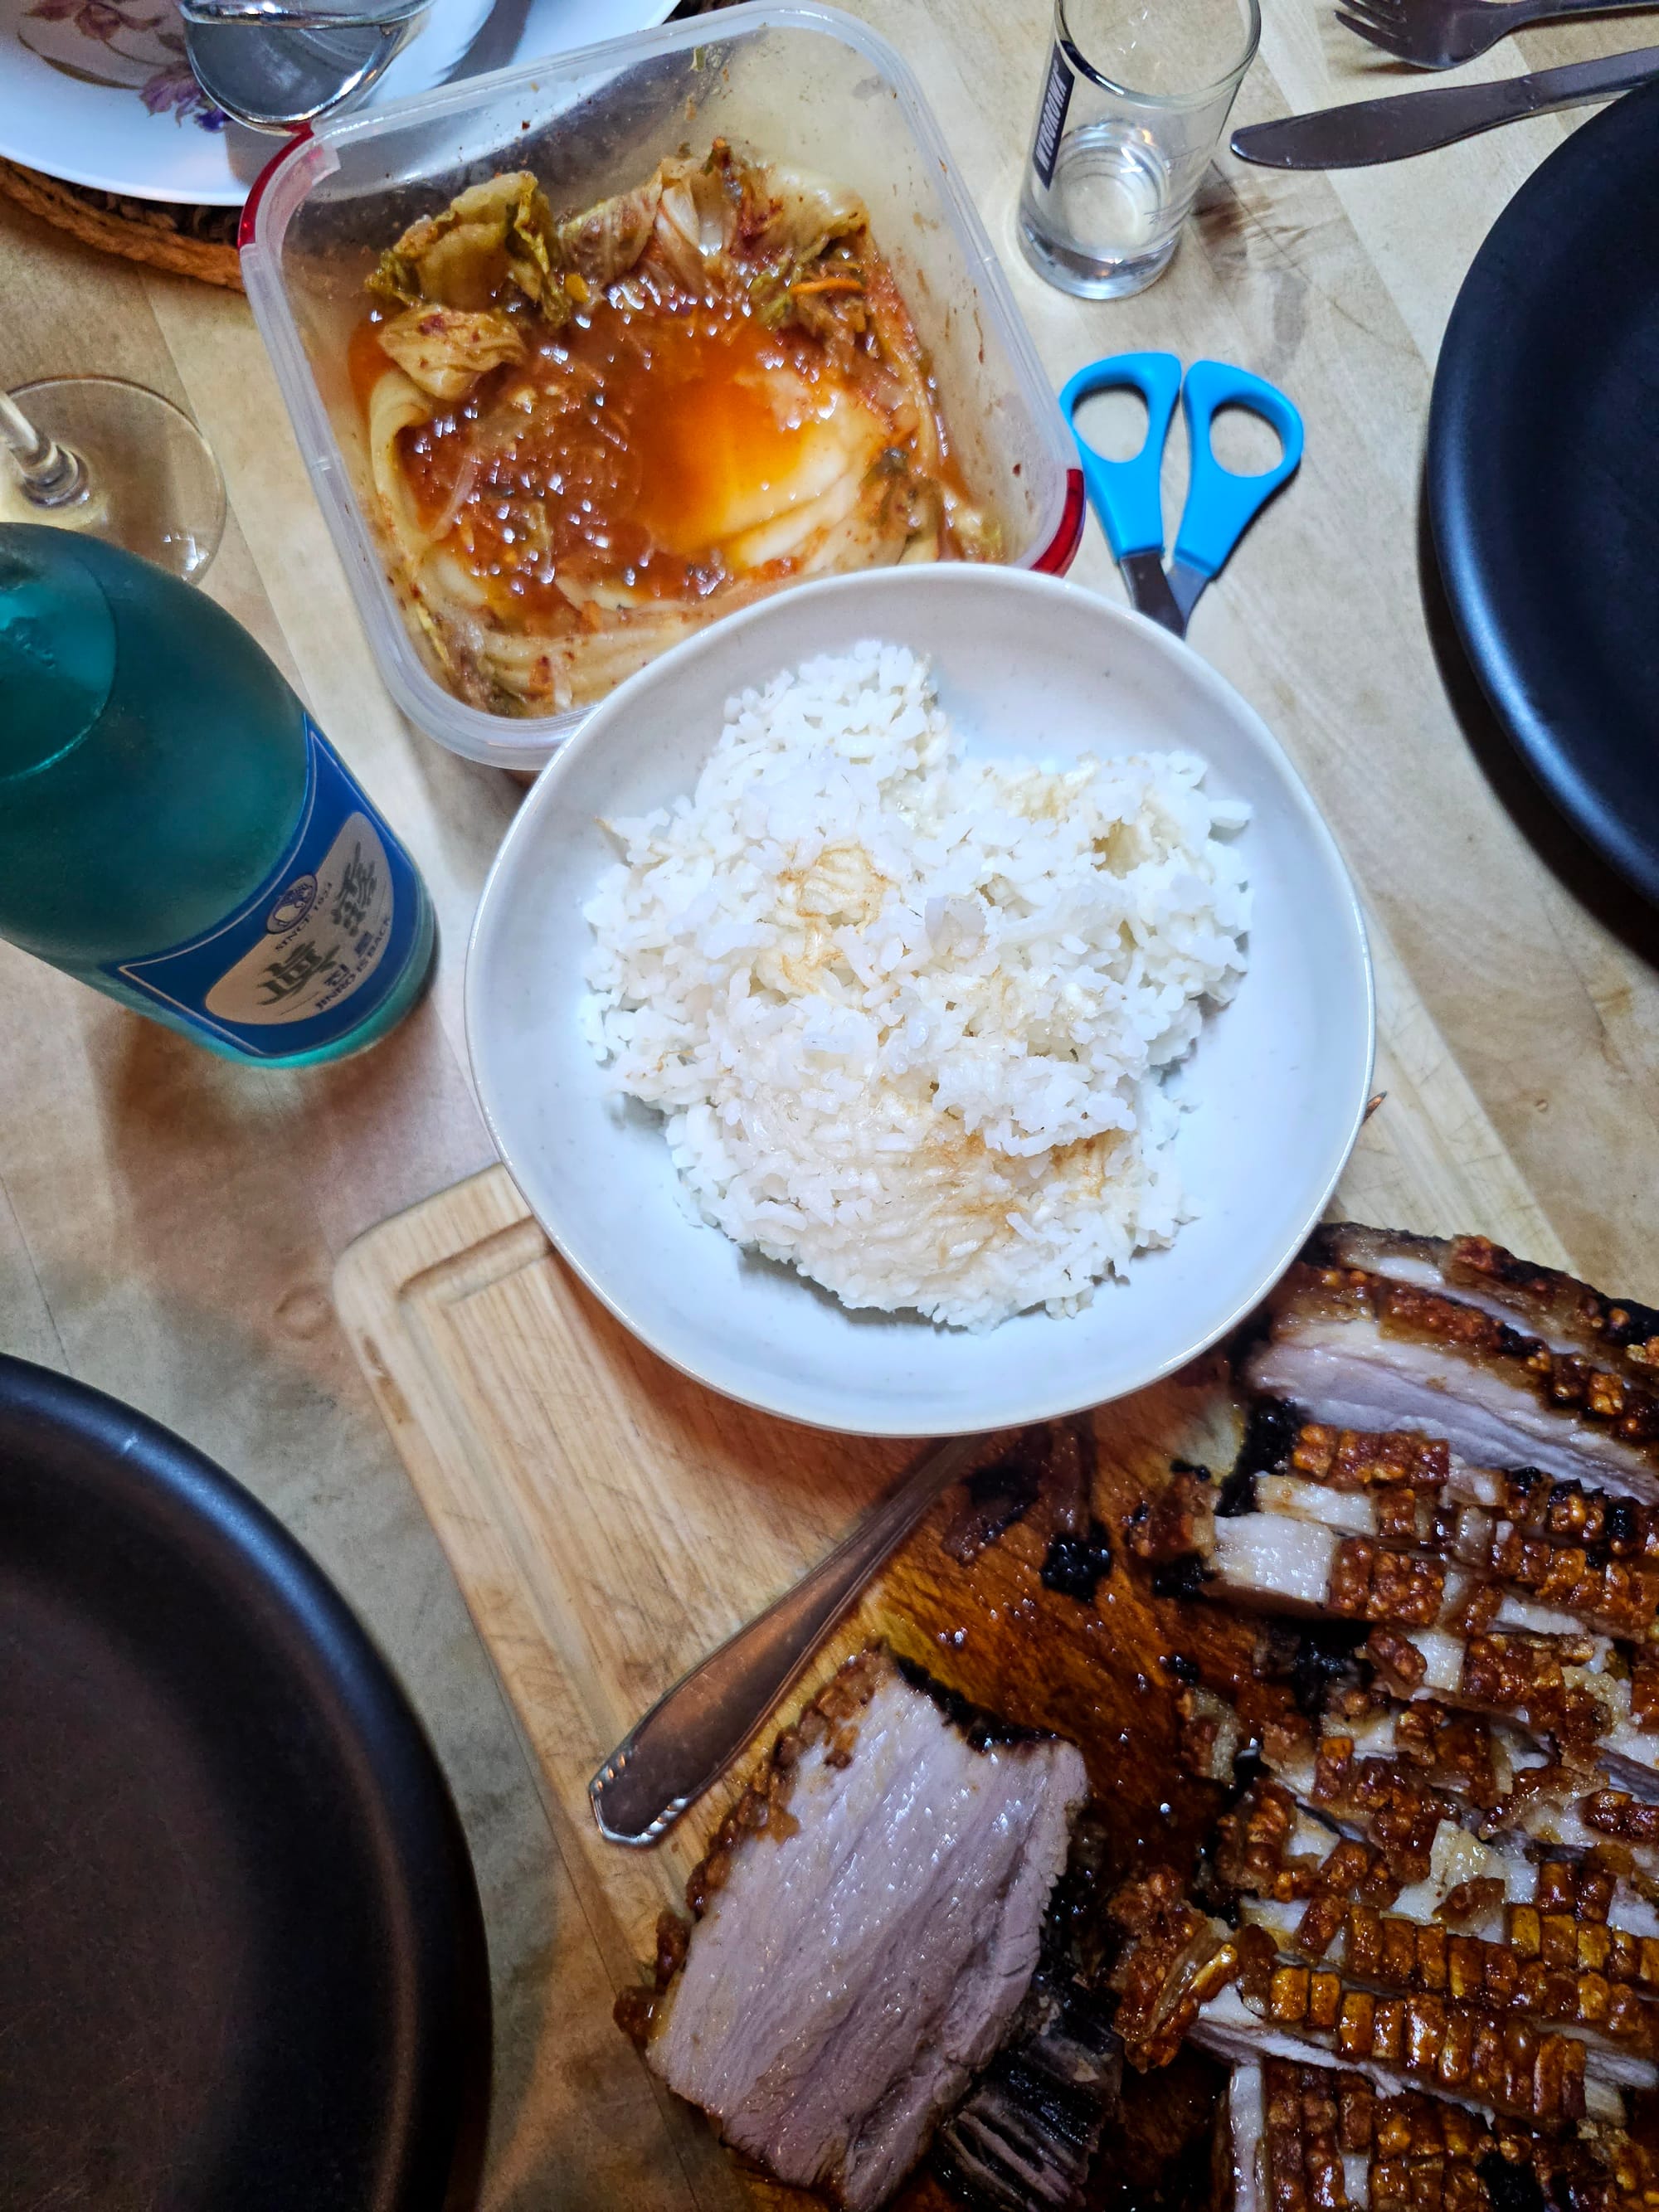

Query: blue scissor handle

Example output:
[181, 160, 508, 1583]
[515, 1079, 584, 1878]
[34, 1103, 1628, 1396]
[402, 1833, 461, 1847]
[1058, 352, 1184, 561]
[1173, 360, 1305, 581]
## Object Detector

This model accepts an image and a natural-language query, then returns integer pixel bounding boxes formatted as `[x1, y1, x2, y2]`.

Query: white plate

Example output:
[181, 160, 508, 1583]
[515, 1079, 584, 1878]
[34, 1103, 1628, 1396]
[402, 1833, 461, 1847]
[466, 566, 1374, 1439]
[0, 0, 674, 206]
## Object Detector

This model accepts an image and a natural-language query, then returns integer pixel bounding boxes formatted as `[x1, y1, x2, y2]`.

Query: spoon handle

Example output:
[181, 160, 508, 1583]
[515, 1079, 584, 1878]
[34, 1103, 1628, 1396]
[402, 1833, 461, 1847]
[178, 0, 430, 22]
[589, 1433, 984, 1845]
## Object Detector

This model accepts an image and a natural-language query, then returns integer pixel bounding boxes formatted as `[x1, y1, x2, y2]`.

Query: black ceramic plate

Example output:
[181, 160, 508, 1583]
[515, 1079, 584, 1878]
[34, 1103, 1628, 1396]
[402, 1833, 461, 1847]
[1429, 80, 1659, 906]
[0, 1354, 490, 2211]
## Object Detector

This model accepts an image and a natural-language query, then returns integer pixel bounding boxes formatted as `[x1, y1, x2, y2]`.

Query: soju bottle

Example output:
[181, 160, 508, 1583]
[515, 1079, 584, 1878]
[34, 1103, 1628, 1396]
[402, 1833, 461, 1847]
[0, 524, 435, 1066]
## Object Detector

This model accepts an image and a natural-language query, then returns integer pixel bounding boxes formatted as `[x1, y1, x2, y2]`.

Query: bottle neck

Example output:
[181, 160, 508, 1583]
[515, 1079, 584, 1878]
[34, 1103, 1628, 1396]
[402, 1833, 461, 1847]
[0, 529, 117, 781]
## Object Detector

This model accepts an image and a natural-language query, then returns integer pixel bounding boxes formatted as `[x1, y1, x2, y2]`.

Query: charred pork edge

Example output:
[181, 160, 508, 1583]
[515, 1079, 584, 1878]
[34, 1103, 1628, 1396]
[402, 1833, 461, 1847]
[1244, 1271, 1659, 1501]
[1315, 1224, 1659, 1385]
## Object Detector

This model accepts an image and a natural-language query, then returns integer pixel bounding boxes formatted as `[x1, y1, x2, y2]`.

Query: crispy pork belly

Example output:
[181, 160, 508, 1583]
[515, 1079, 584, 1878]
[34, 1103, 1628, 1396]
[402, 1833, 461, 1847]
[1214, 1537, 1659, 1791]
[1246, 1265, 1659, 1500]
[1356, 1622, 1659, 1791]
[635, 1646, 1087, 2212]
[1209, 1420, 1659, 1643]
[1203, 1685, 1659, 1906]
[1210, 1512, 1602, 1646]
[1210, 1782, 1659, 2089]
[1239, 2054, 1657, 2212]
[1109, 1875, 1647, 2122]
[1317, 1226, 1659, 1390]
[1188, 1976, 1629, 2126]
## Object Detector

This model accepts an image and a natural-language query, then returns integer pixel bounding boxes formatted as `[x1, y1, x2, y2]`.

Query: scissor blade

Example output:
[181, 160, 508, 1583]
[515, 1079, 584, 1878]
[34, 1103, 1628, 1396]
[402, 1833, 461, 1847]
[1120, 552, 1185, 637]
[1167, 558, 1209, 628]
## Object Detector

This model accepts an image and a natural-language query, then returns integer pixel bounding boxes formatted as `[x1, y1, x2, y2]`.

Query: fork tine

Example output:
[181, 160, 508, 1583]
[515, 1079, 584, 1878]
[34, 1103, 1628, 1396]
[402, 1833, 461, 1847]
[1335, 6, 1413, 54]
[1337, 0, 1410, 35]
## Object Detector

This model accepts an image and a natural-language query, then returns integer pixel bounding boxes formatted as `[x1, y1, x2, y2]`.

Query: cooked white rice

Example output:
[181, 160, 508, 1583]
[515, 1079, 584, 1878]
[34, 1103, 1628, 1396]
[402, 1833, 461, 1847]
[581, 641, 1249, 1330]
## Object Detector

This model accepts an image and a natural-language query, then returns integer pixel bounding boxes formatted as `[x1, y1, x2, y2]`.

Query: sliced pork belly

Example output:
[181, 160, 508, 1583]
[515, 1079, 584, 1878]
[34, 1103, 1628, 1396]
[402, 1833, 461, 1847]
[1235, 2054, 1656, 2212]
[1190, 1978, 1632, 2125]
[1108, 1870, 1647, 2122]
[1210, 1779, 1659, 2090]
[637, 1646, 1087, 2212]
[1246, 1265, 1659, 1500]
[1132, 1422, 1659, 1647]
[1358, 1621, 1659, 1791]
[1189, 1680, 1659, 1905]
[1210, 1511, 1601, 1646]
[1317, 1225, 1659, 1388]
[1232, 1420, 1659, 1641]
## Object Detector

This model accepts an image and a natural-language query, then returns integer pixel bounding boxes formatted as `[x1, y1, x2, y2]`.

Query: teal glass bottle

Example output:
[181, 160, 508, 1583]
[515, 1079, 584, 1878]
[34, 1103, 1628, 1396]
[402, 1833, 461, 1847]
[0, 524, 435, 1066]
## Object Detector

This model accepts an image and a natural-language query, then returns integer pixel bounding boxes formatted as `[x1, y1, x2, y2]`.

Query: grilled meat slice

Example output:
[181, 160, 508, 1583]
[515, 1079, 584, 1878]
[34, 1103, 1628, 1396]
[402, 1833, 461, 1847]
[635, 1646, 1087, 2212]
[1233, 2054, 1657, 2212]
[1246, 1266, 1659, 1500]
[1107, 1864, 1243, 2073]
[1160, 1512, 1659, 1797]
[1316, 1226, 1659, 1393]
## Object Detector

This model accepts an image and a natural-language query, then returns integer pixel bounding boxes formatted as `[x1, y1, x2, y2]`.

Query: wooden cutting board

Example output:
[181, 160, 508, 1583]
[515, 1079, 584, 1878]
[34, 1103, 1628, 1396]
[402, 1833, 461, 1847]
[333, 924, 1571, 2212]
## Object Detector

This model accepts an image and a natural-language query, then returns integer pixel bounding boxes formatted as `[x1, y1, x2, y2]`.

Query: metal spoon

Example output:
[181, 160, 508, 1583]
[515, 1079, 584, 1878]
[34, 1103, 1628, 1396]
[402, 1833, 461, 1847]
[589, 1433, 988, 1846]
[178, 0, 429, 132]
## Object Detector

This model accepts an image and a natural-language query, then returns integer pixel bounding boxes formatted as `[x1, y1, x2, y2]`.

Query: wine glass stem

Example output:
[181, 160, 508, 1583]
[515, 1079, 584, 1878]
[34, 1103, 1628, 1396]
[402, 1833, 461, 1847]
[1, 390, 88, 509]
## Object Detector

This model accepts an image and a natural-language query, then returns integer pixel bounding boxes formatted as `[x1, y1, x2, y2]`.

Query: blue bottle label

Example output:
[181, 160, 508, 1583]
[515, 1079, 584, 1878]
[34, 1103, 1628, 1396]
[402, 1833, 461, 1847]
[104, 716, 423, 1059]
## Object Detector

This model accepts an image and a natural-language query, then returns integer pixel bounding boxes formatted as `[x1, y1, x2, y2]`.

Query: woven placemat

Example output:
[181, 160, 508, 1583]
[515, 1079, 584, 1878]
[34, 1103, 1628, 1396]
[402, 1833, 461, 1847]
[0, 158, 243, 288]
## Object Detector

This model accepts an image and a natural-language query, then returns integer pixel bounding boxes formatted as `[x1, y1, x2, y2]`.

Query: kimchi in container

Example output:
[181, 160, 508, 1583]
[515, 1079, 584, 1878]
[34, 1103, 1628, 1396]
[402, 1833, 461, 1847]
[241, 2, 1082, 770]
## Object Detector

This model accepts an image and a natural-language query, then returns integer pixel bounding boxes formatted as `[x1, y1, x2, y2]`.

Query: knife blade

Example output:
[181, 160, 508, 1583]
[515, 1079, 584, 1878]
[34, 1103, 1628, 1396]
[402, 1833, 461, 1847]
[1232, 45, 1659, 168]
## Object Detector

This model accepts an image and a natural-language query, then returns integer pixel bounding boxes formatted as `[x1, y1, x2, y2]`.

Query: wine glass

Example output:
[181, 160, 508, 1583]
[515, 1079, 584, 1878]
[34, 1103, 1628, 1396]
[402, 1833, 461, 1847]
[0, 377, 226, 582]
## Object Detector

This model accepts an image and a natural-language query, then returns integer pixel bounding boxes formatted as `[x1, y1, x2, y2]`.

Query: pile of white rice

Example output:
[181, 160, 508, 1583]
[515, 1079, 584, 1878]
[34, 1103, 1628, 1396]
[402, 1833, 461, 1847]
[581, 641, 1249, 1330]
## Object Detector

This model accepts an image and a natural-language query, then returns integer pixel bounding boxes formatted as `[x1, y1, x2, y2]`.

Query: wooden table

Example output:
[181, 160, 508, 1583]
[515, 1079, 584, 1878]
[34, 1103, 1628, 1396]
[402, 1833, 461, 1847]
[2, 5, 1657, 2200]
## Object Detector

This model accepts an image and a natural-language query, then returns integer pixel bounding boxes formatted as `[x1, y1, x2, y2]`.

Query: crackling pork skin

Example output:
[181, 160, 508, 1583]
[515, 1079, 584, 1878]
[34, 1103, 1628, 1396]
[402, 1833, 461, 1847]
[1226, 2054, 1657, 2212]
[1246, 1243, 1659, 1500]
[621, 1645, 1087, 2212]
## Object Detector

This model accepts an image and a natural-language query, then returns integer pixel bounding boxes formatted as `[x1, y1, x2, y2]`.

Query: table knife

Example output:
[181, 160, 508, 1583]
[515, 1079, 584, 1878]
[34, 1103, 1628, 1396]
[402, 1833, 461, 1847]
[1232, 45, 1659, 168]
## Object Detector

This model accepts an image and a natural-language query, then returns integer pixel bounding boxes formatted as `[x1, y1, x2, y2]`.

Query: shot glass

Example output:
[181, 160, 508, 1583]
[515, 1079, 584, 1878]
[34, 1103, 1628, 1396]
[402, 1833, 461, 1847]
[1019, 0, 1261, 299]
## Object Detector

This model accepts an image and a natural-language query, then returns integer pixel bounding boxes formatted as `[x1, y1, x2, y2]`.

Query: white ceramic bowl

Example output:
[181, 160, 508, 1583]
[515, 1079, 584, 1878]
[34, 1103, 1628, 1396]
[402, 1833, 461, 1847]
[466, 567, 1374, 1437]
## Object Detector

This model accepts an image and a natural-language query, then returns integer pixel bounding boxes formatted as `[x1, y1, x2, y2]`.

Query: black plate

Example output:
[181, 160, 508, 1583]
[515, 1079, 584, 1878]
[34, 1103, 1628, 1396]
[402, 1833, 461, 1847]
[0, 1354, 490, 2210]
[1428, 81, 1659, 906]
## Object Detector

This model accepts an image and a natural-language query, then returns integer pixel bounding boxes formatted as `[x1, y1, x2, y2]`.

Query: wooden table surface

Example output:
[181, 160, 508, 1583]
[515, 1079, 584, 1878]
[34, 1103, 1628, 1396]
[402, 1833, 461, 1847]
[3, 3, 1657, 2200]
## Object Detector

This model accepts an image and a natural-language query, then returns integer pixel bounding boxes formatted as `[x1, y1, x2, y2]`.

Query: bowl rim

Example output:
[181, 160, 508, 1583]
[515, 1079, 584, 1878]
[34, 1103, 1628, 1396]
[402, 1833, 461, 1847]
[465, 565, 1375, 1435]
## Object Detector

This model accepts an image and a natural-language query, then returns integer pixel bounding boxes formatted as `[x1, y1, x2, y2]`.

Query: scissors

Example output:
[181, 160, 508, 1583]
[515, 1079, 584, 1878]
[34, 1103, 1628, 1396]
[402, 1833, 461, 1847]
[1058, 354, 1305, 639]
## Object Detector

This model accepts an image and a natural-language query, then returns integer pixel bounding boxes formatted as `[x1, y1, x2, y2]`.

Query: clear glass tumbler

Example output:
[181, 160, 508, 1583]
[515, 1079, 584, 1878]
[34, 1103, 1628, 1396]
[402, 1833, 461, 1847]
[1018, 0, 1261, 299]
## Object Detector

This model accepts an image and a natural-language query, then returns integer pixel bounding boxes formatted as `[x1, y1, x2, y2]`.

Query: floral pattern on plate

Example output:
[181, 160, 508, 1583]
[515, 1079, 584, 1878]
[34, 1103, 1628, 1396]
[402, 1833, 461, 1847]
[18, 0, 225, 129]
[0, 0, 675, 207]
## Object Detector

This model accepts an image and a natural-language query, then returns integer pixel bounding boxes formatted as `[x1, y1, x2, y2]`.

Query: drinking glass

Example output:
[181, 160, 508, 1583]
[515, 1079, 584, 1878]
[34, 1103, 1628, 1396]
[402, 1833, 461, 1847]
[0, 378, 225, 581]
[1018, 0, 1261, 299]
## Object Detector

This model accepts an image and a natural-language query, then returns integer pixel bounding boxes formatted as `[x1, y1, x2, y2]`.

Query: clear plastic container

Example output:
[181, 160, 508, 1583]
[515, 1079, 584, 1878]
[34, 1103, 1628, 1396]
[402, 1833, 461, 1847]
[240, 2, 1084, 771]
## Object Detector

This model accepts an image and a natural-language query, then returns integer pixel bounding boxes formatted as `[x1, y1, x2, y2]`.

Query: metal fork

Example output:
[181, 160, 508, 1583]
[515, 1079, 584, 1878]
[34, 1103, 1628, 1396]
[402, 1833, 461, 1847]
[1337, 0, 1652, 69]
